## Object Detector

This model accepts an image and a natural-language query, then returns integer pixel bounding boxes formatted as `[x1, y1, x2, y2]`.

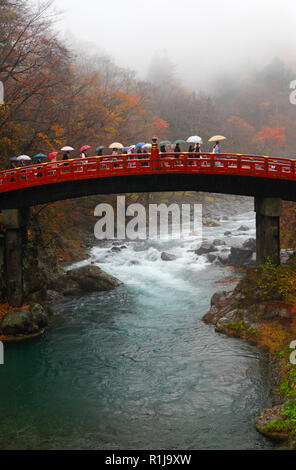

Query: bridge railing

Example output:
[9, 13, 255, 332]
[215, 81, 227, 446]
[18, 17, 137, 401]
[0, 152, 295, 193]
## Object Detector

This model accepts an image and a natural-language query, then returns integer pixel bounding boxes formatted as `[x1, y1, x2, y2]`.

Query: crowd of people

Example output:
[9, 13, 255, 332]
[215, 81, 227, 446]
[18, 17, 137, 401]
[7, 138, 223, 169]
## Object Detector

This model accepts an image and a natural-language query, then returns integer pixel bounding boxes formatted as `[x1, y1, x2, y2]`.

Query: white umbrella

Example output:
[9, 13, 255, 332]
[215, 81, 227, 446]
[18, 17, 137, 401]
[208, 135, 226, 142]
[109, 142, 124, 149]
[17, 155, 31, 161]
[187, 136, 203, 144]
[60, 146, 74, 151]
[127, 145, 136, 154]
[142, 143, 152, 150]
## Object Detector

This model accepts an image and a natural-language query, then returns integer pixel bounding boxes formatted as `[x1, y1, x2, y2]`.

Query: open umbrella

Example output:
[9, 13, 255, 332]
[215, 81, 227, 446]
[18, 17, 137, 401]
[159, 140, 171, 146]
[17, 155, 31, 161]
[173, 140, 187, 145]
[208, 135, 226, 142]
[187, 136, 203, 144]
[33, 153, 47, 159]
[60, 146, 74, 152]
[10, 157, 18, 161]
[135, 142, 146, 149]
[127, 145, 136, 154]
[47, 152, 58, 161]
[80, 145, 91, 152]
[142, 143, 152, 150]
[109, 142, 123, 149]
[96, 146, 105, 152]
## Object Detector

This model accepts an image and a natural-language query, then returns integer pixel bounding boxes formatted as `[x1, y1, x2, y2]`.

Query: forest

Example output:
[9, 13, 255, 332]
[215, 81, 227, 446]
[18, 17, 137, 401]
[1, 0, 296, 165]
[1, 0, 296, 262]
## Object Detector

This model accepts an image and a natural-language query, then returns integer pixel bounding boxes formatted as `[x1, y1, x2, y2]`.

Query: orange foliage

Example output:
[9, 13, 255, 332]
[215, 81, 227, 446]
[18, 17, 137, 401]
[256, 126, 286, 144]
[154, 117, 169, 131]
[257, 322, 290, 353]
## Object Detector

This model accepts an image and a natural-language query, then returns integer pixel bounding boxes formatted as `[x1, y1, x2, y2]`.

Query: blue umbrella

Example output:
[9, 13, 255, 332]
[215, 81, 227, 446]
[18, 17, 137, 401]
[10, 157, 18, 161]
[135, 142, 146, 149]
[33, 153, 47, 159]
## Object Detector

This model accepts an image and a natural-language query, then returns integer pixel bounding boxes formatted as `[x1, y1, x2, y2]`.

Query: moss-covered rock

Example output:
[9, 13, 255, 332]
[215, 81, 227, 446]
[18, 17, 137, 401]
[1, 303, 48, 336]
[254, 403, 291, 441]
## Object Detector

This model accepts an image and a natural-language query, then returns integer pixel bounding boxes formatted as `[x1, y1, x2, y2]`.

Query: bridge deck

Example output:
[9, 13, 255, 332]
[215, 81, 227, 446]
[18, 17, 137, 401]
[1, 152, 295, 194]
[1, 152, 296, 209]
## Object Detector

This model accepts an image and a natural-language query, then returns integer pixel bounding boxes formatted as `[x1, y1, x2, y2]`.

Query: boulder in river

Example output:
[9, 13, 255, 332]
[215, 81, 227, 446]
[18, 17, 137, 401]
[213, 239, 226, 246]
[217, 253, 230, 265]
[227, 246, 253, 267]
[128, 259, 140, 266]
[51, 265, 123, 297]
[207, 253, 218, 263]
[202, 218, 221, 227]
[65, 265, 123, 293]
[161, 252, 177, 261]
[195, 242, 218, 256]
[238, 225, 250, 231]
[224, 231, 232, 236]
[242, 238, 256, 252]
[111, 245, 127, 253]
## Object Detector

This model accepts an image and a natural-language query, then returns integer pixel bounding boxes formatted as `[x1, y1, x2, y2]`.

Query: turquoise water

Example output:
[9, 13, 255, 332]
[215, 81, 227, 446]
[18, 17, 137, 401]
[0, 211, 273, 449]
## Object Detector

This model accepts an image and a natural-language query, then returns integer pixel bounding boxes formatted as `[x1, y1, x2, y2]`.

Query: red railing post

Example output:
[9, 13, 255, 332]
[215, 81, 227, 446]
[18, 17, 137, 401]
[150, 137, 160, 171]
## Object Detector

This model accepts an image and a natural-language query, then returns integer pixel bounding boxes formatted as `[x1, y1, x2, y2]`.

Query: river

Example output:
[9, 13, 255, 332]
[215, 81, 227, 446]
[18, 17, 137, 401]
[0, 204, 273, 450]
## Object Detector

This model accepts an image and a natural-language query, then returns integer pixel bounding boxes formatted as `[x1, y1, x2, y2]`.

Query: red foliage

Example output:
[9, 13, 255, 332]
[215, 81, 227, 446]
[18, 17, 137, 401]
[154, 117, 169, 131]
[256, 126, 286, 144]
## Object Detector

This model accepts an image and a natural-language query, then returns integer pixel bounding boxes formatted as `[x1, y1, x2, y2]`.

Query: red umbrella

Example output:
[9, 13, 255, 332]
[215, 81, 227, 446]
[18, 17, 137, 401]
[47, 152, 58, 161]
[79, 145, 91, 152]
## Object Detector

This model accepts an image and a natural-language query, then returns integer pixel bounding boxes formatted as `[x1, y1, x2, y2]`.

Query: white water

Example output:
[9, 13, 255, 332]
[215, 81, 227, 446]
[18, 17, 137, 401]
[72, 209, 256, 289]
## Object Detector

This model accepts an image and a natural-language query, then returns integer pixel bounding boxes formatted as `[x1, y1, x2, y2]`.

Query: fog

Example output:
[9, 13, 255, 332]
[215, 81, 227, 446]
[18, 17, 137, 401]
[54, 0, 296, 90]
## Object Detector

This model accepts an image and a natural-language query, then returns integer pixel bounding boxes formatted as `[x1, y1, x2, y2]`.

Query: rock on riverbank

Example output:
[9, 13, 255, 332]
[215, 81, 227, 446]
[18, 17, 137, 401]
[1, 303, 49, 337]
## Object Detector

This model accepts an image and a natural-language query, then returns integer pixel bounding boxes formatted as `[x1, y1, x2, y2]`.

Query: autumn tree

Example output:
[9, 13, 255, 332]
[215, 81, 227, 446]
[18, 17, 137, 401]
[0, 0, 71, 160]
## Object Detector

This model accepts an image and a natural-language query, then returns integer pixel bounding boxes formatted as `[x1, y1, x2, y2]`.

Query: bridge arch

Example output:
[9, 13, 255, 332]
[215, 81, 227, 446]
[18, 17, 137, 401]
[0, 141, 292, 305]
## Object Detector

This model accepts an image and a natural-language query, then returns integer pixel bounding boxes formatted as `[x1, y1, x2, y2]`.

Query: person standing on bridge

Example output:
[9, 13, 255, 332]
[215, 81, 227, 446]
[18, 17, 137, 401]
[188, 144, 194, 154]
[80, 145, 91, 159]
[213, 141, 220, 154]
[174, 143, 181, 153]
[63, 151, 70, 160]
[9, 159, 18, 169]
[213, 141, 222, 166]
[187, 144, 196, 166]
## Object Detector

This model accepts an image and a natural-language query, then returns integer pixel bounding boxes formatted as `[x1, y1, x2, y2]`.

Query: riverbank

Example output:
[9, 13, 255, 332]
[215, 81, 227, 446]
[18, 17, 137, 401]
[202, 262, 296, 449]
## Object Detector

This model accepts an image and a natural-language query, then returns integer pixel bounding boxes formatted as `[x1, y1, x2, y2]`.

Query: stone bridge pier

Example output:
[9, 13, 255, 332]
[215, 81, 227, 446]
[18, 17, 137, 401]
[255, 197, 281, 265]
[2, 208, 30, 307]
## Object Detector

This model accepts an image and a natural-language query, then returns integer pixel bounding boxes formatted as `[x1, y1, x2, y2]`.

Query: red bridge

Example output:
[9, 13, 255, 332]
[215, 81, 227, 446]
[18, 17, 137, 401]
[0, 139, 292, 307]
[0, 140, 296, 209]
